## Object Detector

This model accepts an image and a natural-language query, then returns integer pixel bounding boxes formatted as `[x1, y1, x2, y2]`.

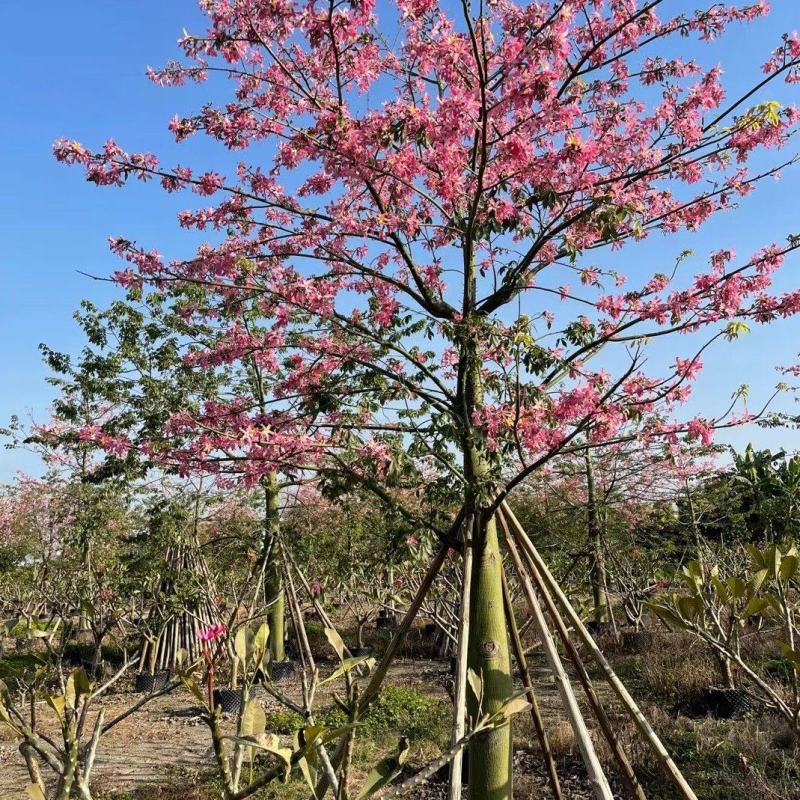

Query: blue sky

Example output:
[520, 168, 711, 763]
[1, 1, 800, 481]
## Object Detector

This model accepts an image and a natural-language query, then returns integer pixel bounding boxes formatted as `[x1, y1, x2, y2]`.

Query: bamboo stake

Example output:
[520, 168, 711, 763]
[314, 541, 452, 800]
[502, 502, 698, 800]
[499, 510, 645, 800]
[500, 569, 562, 800]
[448, 514, 474, 800]
[503, 524, 614, 800]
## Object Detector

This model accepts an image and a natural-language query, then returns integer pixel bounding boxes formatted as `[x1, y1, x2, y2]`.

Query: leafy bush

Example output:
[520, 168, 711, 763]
[319, 684, 448, 743]
[263, 709, 305, 734]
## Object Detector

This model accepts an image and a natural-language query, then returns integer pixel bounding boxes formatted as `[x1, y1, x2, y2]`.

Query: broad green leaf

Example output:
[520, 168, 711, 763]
[677, 596, 702, 621]
[45, 693, 66, 721]
[749, 568, 769, 594]
[180, 676, 208, 707]
[779, 554, 799, 581]
[65, 668, 91, 709]
[355, 737, 410, 799]
[779, 644, 800, 669]
[647, 603, 687, 629]
[467, 667, 483, 705]
[727, 576, 747, 599]
[766, 546, 782, 580]
[324, 627, 346, 662]
[294, 730, 320, 798]
[496, 693, 532, 722]
[228, 733, 293, 780]
[742, 596, 770, 619]
[234, 627, 250, 664]
[320, 655, 375, 686]
[252, 622, 270, 661]
[746, 544, 766, 570]
[241, 700, 267, 763]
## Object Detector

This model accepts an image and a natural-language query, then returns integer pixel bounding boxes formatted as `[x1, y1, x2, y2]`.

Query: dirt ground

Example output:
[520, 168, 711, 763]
[0, 655, 617, 800]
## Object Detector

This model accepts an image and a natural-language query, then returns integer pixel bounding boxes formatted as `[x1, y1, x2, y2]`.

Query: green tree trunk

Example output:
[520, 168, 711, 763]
[586, 452, 609, 624]
[467, 512, 513, 800]
[460, 320, 513, 800]
[262, 473, 285, 662]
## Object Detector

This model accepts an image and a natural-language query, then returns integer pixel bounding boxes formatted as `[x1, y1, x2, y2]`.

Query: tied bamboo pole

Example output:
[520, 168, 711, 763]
[503, 526, 614, 800]
[501, 502, 698, 800]
[448, 514, 474, 800]
[500, 569, 562, 800]
[498, 509, 645, 800]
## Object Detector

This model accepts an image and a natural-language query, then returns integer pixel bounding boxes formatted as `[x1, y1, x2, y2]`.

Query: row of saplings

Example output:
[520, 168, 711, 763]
[2, 539, 800, 800]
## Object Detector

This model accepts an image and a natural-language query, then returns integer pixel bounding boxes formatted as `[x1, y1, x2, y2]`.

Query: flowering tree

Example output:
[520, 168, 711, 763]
[56, 1, 800, 797]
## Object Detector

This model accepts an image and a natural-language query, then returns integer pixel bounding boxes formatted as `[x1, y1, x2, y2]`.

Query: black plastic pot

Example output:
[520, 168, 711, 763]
[213, 688, 244, 715]
[135, 670, 171, 694]
[351, 646, 373, 658]
[703, 687, 752, 719]
[270, 660, 296, 682]
[376, 609, 399, 630]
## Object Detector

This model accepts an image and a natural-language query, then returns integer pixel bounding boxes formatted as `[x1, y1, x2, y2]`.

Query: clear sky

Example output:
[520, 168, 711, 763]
[1, 1, 800, 482]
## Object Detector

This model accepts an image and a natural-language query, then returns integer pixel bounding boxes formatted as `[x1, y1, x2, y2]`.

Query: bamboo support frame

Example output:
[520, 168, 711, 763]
[501, 502, 699, 800]
[503, 521, 614, 800]
[500, 568, 562, 800]
[498, 509, 645, 800]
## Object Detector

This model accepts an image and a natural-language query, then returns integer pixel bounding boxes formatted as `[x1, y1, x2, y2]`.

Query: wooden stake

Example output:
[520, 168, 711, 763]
[503, 523, 614, 800]
[499, 509, 645, 800]
[502, 502, 698, 800]
[448, 514, 474, 800]
[500, 568, 562, 800]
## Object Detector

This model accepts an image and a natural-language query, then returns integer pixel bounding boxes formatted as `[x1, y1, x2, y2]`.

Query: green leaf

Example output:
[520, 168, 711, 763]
[241, 700, 267, 763]
[324, 627, 346, 662]
[45, 693, 66, 721]
[779, 644, 800, 669]
[234, 627, 250, 664]
[228, 733, 293, 780]
[180, 676, 208, 707]
[65, 668, 91, 710]
[320, 655, 375, 686]
[252, 622, 270, 661]
[749, 568, 769, 594]
[294, 731, 320, 798]
[467, 667, 483, 705]
[646, 602, 687, 629]
[355, 737, 410, 799]
[494, 693, 532, 724]
[678, 596, 702, 622]
[766, 546, 782, 580]
[780, 554, 798, 581]
[742, 596, 770, 619]
[727, 576, 747, 599]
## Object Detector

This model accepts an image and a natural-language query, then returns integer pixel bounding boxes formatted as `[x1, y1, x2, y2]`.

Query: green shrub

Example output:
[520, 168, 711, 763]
[263, 709, 305, 734]
[318, 684, 448, 744]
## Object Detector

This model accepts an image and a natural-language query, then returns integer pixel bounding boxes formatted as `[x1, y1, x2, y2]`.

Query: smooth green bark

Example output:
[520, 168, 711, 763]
[467, 514, 513, 800]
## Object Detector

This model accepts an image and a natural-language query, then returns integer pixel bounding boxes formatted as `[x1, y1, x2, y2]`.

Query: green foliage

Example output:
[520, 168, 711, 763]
[319, 684, 448, 744]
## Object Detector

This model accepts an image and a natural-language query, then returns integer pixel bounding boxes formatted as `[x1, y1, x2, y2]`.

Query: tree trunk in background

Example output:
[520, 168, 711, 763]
[263, 473, 285, 662]
[586, 452, 609, 624]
